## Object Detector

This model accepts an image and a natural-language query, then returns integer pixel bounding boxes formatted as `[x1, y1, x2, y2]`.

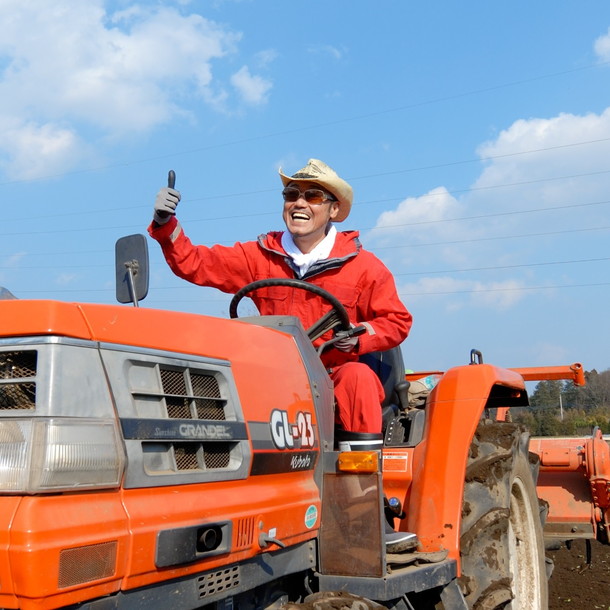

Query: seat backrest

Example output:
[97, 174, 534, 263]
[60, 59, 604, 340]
[359, 346, 406, 408]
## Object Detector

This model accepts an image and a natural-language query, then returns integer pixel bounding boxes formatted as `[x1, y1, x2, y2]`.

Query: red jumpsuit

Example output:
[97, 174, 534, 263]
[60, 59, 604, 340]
[149, 218, 412, 433]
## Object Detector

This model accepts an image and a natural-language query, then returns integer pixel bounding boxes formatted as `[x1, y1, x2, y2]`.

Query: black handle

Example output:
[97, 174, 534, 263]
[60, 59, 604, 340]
[168, 170, 176, 189]
[334, 325, 367, 340]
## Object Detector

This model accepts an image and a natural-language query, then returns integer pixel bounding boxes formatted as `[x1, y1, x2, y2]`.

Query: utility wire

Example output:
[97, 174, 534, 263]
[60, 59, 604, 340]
[5, 137, 610, 223]
[393, 256, 610, 277]
[3, 255, 608, 275]
[13, 279, 610, 298]
[398, 281, 610, 297]
[0, 60, 607, 187]
[2, 168, 609, 236]
[373, 224, 610, 250]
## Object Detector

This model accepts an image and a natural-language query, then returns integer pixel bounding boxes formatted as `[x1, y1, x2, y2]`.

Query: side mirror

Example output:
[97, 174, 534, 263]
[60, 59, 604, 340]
[115, 234, 149, 306]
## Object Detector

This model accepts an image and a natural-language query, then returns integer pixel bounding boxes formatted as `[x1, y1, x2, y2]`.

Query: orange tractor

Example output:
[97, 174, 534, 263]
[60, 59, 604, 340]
[0, 234, 606, 610]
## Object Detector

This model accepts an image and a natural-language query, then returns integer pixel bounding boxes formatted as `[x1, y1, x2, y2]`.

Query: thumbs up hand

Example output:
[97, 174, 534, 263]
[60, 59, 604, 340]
[153, 170, 180, 225]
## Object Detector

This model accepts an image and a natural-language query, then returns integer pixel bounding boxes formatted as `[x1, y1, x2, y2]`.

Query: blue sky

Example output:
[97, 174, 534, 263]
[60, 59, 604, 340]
[0, 0, 609, 375]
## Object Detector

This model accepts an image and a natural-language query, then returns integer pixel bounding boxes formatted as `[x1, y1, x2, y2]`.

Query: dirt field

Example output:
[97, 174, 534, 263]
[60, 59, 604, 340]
[548, 539, 610, 609]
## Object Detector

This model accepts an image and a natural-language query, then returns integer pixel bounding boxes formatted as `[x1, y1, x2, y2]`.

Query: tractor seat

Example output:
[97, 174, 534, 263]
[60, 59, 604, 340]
[359, 346, 409, 431]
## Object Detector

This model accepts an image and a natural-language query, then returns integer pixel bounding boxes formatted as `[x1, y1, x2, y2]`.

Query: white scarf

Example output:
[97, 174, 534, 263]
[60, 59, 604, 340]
[281, 225, 337, 278]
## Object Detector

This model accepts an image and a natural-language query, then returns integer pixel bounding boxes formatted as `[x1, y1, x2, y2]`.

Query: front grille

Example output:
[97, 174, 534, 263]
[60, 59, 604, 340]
[203, 444, 231, 469]
[197, 565, 240, 599]
[174, 443, 200, 470]
[160, 368, 223, 421]
[0, 351, 37, 410]
[132, 364, 238, 474]
[160, 368, 187, 396]
[58, 541, 117, 588]
[191, 373, 221, 398]
[195, 398, 225, 420]
[166, 396, 191, 419]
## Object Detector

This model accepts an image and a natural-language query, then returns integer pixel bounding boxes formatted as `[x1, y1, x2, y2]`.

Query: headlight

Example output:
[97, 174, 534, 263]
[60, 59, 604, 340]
[0, 418, 125, 493]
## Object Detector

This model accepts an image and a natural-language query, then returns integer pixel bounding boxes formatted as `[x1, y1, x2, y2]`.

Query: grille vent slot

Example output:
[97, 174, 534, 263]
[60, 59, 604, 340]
[234, 516, 255, 550]
[203, 443, 232, 469]
[160, 369, 225, 421]
[132, 364, 237, 475]
[174, 443, 200, 470]
[197, 565, 240, 599]
[159, 368, 230, 471]
[58, 541, 117, 588]
[0, 350, 37, 410]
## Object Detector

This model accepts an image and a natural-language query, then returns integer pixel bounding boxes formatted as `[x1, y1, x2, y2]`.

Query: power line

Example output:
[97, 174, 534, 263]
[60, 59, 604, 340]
[6, 137, 610, 223]
[398, 281, 610, 297]
[4, 255, 608, 275]
[12, 279, 610, 298]
[393, 257, 610, 277]
[3, 168, 609, 237]
[350, 138, 610, 183]
[367, 197, 610, 233]
[0, 218, 607, 260]
[0, 60, 608, 188]
[373, 225, 610, 250]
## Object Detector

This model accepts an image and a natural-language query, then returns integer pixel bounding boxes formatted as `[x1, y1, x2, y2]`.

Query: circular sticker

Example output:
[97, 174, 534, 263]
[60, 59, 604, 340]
[304, 504, 318, 529]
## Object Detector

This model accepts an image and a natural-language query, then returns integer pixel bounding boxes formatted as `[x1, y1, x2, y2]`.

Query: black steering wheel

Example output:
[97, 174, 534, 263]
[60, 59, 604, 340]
[228, 278, 351, 341]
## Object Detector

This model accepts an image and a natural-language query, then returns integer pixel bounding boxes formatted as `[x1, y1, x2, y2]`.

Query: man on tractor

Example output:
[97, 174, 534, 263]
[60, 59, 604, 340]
[148, 159, 414, 550]
[149, 159, 411, 438]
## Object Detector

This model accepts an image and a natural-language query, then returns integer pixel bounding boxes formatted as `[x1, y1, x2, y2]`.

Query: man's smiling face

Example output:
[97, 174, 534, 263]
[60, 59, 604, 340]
[282, 180, 340, 253]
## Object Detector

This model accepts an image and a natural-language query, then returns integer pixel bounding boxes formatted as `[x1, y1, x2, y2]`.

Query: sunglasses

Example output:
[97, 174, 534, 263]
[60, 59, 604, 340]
[282, 186, 337, 205]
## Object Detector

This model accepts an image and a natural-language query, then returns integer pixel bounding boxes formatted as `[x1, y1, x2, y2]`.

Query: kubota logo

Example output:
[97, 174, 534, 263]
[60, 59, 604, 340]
[270, 409, 315, 449]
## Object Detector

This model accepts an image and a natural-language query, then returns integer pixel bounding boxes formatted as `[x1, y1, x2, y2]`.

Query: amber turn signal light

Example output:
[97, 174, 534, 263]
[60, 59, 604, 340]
[337, 451, 379, 473]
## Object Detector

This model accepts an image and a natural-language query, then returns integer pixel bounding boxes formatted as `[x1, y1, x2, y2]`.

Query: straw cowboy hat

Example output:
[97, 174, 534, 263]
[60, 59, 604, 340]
[279, 159, 353, 222]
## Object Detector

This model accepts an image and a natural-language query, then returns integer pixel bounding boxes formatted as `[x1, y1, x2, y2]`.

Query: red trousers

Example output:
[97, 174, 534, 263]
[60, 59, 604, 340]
[330, 362, 385, 434]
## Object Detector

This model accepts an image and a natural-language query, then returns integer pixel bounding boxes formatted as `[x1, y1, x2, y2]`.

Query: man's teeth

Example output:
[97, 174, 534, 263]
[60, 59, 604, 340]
[292, 212, 310, 220]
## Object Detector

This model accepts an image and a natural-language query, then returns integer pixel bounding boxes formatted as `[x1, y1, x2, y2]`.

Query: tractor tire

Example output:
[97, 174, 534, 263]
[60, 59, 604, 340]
[458, 420, 548, 609]
[281, 591, 385, 609]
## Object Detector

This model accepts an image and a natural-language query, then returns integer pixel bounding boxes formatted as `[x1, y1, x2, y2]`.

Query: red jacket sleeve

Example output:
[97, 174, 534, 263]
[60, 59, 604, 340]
[148, 217, 257, 293]
[351, 252, 412, 355]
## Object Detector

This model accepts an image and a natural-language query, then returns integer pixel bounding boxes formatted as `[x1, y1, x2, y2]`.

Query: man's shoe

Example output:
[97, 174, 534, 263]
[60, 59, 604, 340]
[385, 521, 418, 553]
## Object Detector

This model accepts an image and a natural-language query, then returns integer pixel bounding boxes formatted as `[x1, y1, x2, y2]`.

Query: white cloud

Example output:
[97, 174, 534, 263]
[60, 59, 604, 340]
[56, 273, 79, 286]
[0, 119, 85, 180]
[369, 187, 462, 244]
[253, 49, 278, 69]
[307, 44, 346, 61]
[0, 1, 272, 178]
[230, 66, 273, 105]
[527, 341, 570, 366]
[4, 252, 26, 268]
[0, 251, 26, 286]
[475, 109, 610, 191]
[594, 27, 610, 61]
[370, 106, 610, 312]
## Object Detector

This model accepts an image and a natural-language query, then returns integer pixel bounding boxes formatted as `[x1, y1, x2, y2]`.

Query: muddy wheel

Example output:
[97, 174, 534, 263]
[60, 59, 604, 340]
[458, 420, 548, 609]
[280, 591, 385, 610]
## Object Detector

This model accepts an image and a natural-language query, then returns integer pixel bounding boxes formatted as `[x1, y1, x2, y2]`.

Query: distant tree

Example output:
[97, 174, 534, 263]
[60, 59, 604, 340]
[512, 369, 610, 436]
[560, 381, 581, 410]
[581, 369, 610, 409]
[537, 410, 562, 436]
[513, 410, 537, 434]
[530, 380, 563, 410]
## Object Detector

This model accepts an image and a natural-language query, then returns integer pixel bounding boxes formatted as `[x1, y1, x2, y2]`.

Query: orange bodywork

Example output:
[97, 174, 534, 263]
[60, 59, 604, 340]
[384, 363, 528, 562]
[530, 429, 610, 543]
[0, 300, 323, 609]
[0, 297, 601, 607]
[514, 363, 609, 543]
[382, 361, 597, 566]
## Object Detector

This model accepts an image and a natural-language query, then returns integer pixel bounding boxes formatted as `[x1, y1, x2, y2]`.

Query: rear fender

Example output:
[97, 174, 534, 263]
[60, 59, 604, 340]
[406, 363, 527, 559]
